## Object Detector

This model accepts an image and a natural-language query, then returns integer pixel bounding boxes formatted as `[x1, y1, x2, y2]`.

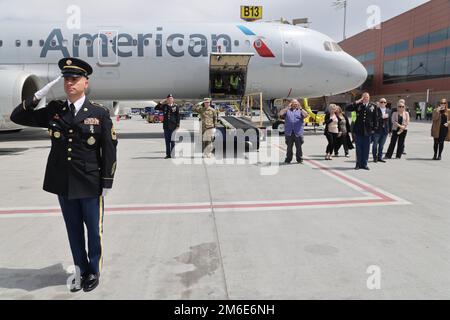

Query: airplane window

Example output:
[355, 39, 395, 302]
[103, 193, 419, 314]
[245, 40, 251, 46]
[155, 39, 162, 47]
[16, 40, 21, 47]
[0, 40, 3, 47]
[323, 41, 332, 51]
[86, 40, 92, 47]
[51, 40, 57, 47]
[132, 39, 138, 46]
[74, 40, 80, 47]
[223, 40, 229, 47]
[39, 40, 44, 47]
[144, 39, 150, 46]
[27, 40, 33, 47]
[332, 42, 343, 52]
[255, 39, 262, 48]
[234, 40, 239, 47]
[189, 39, 195, 47]
[212, 40, 217, 47]
[178, 39, 183, 46]
[201, 39, 207, 46]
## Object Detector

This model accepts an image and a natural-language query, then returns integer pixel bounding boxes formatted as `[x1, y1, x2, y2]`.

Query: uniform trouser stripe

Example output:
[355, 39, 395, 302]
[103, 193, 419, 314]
[59, 196, 103, 275]
[99, 196, 104, 272]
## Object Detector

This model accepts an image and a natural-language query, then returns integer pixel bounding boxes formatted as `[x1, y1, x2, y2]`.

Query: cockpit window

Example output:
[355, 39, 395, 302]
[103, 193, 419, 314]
[324, 41, 343, 52]
[331, 42, 343, 52]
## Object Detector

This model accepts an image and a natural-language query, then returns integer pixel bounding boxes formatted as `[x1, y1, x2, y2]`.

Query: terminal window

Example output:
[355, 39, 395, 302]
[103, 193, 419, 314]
[383, 46, 450, 84]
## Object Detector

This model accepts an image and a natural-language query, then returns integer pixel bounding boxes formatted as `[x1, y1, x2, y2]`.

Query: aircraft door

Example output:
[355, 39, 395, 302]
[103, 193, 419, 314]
[209, 53, 254, 99]
[280, 29, 302, 67]
[97, 30, 119, 66]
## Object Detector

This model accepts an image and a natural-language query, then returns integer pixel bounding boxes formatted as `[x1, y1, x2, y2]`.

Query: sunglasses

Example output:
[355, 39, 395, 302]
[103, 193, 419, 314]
[379, 101, 387, 104]
[398, 106, 405, 108]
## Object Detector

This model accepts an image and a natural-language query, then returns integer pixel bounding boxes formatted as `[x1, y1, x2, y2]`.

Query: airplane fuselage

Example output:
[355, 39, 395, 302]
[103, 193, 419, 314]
[0, 21, 367, 130]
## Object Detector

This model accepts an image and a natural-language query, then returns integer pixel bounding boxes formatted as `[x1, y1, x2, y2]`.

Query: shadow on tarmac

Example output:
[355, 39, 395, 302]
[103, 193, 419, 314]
[0, 264, 69, 292]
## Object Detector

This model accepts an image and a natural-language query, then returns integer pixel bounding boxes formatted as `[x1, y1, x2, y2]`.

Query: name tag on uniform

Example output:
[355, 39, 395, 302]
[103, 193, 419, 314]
[84, 118, 100, 125]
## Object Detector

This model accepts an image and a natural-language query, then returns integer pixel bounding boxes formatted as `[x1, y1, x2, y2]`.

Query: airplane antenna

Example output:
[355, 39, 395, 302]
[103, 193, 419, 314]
[332, 0, 348, 40]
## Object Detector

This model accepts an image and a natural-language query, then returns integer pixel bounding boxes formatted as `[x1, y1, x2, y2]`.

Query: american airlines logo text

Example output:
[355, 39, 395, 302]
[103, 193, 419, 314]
[40, 28, 236, 58]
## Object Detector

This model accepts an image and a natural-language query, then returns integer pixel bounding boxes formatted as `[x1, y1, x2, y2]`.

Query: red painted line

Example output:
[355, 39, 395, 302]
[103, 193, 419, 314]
[106, 205, 212, 212]
[0, 197, 395, 216]
[0, 146, 400, 216]
[275, 144, 395, 202]
[305, 158, 394, 201]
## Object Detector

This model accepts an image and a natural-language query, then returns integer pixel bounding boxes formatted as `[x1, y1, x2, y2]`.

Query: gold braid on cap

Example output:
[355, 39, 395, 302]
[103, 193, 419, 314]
[63, 66, 88, 74]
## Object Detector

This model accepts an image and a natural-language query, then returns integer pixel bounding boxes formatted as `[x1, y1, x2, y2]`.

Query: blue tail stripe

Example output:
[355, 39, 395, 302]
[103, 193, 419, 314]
[237, 25, 256, 36]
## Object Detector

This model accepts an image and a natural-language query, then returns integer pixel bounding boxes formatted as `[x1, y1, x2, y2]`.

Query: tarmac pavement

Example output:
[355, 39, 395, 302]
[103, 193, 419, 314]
[0, 116, 449, 299]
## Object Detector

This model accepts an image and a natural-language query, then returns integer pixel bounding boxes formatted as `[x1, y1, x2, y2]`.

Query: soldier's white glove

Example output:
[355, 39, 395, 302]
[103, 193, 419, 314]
[34, 76, 62, 101]
[102, 188, 111, 197]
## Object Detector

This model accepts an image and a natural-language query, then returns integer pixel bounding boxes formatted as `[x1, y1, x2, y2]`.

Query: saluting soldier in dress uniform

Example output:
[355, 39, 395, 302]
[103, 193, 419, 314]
[10, 58, 118, 293]
[193, 98, 218, 158]
[155, 94, 180, 159]
[346, 92, 378, 170]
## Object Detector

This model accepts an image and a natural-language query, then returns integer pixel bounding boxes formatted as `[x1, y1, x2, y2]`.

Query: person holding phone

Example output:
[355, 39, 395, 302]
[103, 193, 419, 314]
[279, 99, 308, 164]
[431, 99, 450, 160]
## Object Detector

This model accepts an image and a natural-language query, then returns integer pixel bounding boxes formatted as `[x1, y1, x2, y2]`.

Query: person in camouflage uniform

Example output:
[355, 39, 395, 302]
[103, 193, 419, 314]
[193, 98, 218, 158]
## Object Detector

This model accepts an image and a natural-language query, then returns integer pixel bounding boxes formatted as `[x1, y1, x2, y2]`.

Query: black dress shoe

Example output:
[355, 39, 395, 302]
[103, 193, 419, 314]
[373, 159, 378, 163]
[433, 155, 437, 160]
[362, 166, 370, 170]
[378, 159, 386, 163]
[164, 155, 171, 159]
[438, 156, 442, 160]
[297, 158, 303, 164]
[70, 275, 86, 293]
[83, 274, 100, 292]
[355, 166, 360, 170]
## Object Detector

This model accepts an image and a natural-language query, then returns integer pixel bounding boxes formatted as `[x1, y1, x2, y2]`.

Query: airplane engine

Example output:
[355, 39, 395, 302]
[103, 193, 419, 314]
[0, 71, 40, 131]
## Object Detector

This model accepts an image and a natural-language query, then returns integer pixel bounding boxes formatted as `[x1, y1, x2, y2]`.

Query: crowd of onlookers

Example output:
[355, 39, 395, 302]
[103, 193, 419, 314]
[280, 93, 450, 169]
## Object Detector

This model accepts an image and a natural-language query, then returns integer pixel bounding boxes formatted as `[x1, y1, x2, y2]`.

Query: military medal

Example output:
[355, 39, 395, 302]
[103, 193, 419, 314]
[53, 131, 61, 139]
[90, 125, 94, 133]
[87, 136, 96, 145]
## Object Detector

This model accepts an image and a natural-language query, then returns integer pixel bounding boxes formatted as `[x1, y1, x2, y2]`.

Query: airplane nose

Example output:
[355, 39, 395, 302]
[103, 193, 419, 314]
[332, 54, 368, 92]
[350, 57, 368, 87]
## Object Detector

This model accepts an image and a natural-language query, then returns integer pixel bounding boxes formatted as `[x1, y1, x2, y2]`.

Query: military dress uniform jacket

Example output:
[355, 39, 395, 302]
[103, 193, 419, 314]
[10, 96, 118, 199]
[346, 102, 378, 136]
[155, 103, 180, 131]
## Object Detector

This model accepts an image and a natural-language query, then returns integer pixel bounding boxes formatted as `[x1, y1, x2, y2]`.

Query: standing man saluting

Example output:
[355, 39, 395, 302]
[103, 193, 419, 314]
[155, 94, 180, 159]
[10, 58, 118, 293]
[279, 99, 308, 164]
[346, 92, 378, 170]
[193, 98, 218, 158]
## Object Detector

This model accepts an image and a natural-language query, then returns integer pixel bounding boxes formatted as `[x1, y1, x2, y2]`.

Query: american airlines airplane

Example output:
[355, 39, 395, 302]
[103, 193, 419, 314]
[0, 21, 367, 131]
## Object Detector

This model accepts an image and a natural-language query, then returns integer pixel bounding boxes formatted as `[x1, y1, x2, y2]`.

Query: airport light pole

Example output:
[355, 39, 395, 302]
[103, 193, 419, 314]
[332, 0, 347, 40]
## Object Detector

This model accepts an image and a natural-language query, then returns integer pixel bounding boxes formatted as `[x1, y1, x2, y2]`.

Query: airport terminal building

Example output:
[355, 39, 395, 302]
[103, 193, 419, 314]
[338, 0, 450, 107]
